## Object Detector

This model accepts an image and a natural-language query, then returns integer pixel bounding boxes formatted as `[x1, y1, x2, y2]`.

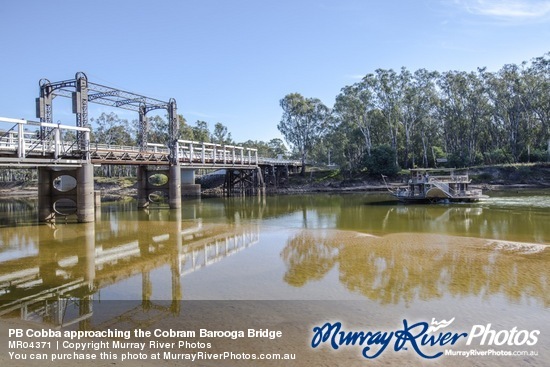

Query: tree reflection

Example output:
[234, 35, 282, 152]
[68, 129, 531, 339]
[280, 231, 340, 287]
[281, 230, 550, 306]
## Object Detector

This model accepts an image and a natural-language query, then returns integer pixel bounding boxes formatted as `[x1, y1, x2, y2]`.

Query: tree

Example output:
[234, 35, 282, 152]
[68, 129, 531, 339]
[211, 122, 233, 145]
[192, 120, 210, 143]
[267, 138, 288, 157]
[92, 112, 134, 145]
[436, 70, 491, 166]
[278, 93, 330, 175]
[364, 145, 399, 176]
[178, 114, 194, 140]
[333, 77, 393, 173]
[147, 115, 169, 144]
[400, 68, 439, 168]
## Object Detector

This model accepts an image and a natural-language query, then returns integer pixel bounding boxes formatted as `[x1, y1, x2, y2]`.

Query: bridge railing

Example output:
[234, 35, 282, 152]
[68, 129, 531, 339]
[0, 117, 90, 159]
[178, 140, 258, 166]
[92, 143, 169, 154]
[1, 116, 301, 168]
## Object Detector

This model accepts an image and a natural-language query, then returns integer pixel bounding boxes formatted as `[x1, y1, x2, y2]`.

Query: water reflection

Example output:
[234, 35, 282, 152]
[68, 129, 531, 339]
[257, 193, 550, 242]
[0, 199, 37, 227]
[280, 231, 339, 287]
[1, 191, 549, 329]
[0, 205, 259, 328]
[281, 230, 550, 306]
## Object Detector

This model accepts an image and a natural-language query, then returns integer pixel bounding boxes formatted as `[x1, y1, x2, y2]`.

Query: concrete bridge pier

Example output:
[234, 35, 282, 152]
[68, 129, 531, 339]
[76, 163, 95, 223]
[136, 165, 183, 208]
[169, 163, 182, 209]
[38, 168, 54, 222]
[136, 166, 149, 209]
[38, 164, 95, 223]
[181, 168, 201, 197]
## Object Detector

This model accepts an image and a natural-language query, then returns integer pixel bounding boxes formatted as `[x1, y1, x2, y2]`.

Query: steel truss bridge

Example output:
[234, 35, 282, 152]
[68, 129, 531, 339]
[0, 72, 301, 221]
[1, 71, 300, 169]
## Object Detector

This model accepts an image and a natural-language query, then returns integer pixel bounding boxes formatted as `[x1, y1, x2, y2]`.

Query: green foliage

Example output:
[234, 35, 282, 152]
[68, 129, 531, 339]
[519, 148, 549, 163]
[149, 173, 168, 186]
[240, 139, 289, 158]
[471, 172, 493, 183]
[484, 148, 513, 165]
[325, 52, 550, 170]
[92, 112, 134, 145]
[211, 122, 233, 145]
[278, 93, 331, 174]
[363, 145, 399, 176]
[192, 120, 211, 143]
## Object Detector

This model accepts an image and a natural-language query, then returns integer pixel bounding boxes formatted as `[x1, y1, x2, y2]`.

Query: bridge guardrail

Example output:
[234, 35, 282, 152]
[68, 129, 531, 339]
[0, 116, 302, 168]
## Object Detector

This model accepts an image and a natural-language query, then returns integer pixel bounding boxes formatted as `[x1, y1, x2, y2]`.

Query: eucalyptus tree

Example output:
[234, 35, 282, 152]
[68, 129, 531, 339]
[413, 69, 441, 167]
[333, 81, 380, 172]
[92, 112, 134, 146]
[146, 115, 169, 144]
[334, 82, 375, 153]
[90, 112, 135, 177]
[212, 122, 233, 145]
[278, 93, 331, 175]
[482, 64, 532, 162]
[240, 140, 271, 157]
[267, 138, 288, 157]
[522, 54, 550, 160]
[369, 69, 404, 159]
[399, 68, 440, 168]
[192, 120, 211, 143]
[437, 70, 491, 166]
[178, 114, 194, 140]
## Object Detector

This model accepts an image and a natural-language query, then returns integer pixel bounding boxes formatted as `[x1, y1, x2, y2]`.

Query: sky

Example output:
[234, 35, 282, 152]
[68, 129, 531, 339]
[0, 0, 549, 143]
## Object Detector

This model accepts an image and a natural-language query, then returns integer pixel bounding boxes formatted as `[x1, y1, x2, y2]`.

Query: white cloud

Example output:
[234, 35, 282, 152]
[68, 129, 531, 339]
[344, 74, 365, 80]
[455, 0, 550, 19]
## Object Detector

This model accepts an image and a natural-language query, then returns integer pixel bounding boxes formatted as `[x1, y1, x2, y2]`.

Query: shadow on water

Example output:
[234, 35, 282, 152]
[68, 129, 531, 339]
[364, 199, 400, 206]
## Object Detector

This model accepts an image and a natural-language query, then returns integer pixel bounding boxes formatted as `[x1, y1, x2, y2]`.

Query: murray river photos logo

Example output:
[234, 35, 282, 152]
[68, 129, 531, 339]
[311, 318, 540, 359]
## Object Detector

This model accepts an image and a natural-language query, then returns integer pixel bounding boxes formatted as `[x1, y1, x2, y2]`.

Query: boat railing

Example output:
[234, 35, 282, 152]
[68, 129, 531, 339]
[429, 178, 459, 198]
[427, 174, 469, 182]
[430, 178, 483, 198]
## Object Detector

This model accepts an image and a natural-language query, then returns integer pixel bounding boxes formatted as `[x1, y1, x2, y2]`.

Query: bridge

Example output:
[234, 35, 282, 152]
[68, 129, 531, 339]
[0, 117, 297, 168]
[0, 72, 301, 223]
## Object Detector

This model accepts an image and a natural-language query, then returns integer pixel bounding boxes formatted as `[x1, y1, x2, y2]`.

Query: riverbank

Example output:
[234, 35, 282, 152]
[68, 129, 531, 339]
[1, 163, 549, 200]
[278, 162, 550, 194]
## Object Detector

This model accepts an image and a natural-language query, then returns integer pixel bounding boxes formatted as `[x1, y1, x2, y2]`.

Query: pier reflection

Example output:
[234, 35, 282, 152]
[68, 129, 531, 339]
[0, 205, 259, 328]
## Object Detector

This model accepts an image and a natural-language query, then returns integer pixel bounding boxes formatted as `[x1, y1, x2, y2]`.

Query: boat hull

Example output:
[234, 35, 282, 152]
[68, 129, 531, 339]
[393, 194, 488, 204]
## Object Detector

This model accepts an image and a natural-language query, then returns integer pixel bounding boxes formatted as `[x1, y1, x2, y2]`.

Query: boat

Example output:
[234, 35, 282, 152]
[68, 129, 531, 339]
[383, 168, 488, 203]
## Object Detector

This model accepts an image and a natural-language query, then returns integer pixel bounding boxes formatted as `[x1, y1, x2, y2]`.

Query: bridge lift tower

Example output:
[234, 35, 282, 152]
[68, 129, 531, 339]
[36, 72, 181, 222]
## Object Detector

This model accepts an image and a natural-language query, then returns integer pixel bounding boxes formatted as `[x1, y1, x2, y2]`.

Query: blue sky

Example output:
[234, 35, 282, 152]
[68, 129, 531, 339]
[1, 0, 549, 143]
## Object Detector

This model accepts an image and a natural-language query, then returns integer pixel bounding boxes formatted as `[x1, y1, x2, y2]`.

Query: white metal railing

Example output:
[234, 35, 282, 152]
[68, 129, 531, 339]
[0, 117, 301, 167]
[178, 140, 258, 165]
[0, 117, 90, 159]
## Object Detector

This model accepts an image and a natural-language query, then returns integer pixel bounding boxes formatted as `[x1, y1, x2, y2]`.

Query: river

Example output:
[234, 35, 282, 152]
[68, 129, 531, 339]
[0, 190, 549, 366]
